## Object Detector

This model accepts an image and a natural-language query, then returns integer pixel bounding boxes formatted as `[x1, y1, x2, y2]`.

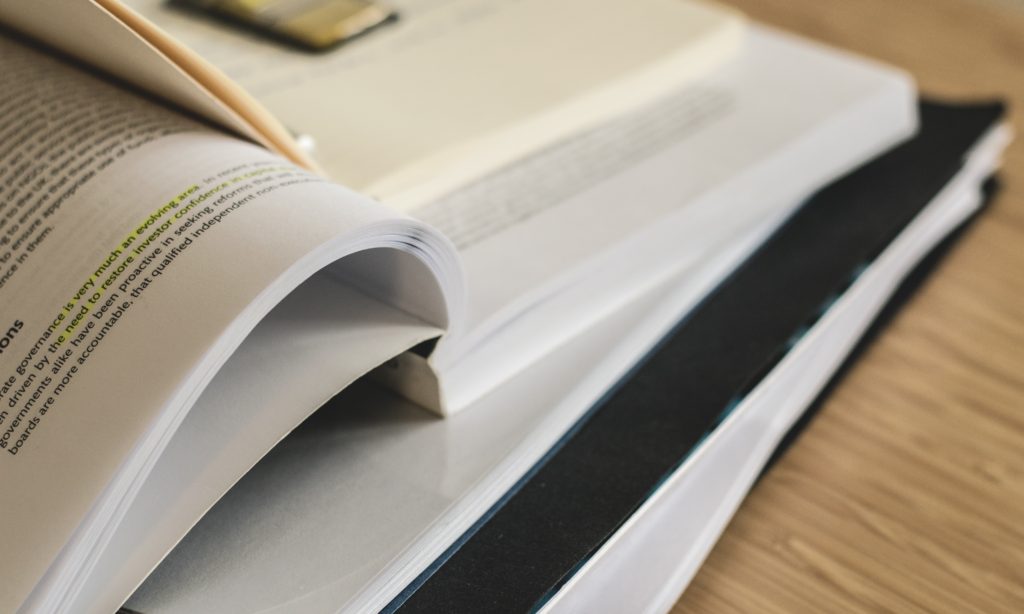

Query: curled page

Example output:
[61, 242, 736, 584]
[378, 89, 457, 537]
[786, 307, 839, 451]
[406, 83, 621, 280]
[0, 32, 462, 613]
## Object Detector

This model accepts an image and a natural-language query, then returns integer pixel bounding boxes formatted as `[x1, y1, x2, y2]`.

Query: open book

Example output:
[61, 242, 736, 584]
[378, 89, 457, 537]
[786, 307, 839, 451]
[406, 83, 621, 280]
[0, 1, 919, 611]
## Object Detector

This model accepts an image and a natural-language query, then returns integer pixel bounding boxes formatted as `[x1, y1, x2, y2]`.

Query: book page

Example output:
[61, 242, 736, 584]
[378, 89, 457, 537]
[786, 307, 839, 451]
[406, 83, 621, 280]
[0, 0, 316, 170]
[423, 27, 916, 410]
[0, 32, 458, 612]
[125, 0, 744, 206]
[61, 262, 445, 612]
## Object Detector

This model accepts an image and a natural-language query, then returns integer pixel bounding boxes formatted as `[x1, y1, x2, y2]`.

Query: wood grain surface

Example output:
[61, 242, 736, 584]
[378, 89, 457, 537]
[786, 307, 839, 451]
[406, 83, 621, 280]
[673, 1, 1024, 611]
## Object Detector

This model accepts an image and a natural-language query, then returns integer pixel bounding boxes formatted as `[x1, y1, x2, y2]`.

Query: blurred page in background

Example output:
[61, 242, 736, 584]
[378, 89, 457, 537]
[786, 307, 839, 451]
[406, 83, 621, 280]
[125, 0, 746, 206]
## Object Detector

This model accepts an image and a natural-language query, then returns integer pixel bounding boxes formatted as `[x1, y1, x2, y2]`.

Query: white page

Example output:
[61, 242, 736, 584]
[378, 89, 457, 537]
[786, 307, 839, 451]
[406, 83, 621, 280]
[64, 264, 444, 614]
[0, 34, 460, 613]
[427, 26, 917, 410]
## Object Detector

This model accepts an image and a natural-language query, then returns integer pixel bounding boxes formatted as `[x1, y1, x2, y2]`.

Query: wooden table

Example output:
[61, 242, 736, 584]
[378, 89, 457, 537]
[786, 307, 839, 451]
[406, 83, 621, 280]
[674, 0, 1024, 611]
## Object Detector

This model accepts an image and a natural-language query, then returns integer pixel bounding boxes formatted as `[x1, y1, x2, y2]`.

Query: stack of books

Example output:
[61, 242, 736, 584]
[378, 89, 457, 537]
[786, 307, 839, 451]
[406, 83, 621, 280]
[0, 1, 1009, 612]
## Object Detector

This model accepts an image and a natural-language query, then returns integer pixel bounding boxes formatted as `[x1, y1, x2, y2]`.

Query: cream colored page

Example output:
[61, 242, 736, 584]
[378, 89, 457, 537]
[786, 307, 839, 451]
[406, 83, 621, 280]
[0, 0, 314, 169]
[0, 35, 431, 612]
[127, 0, 744, 206]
